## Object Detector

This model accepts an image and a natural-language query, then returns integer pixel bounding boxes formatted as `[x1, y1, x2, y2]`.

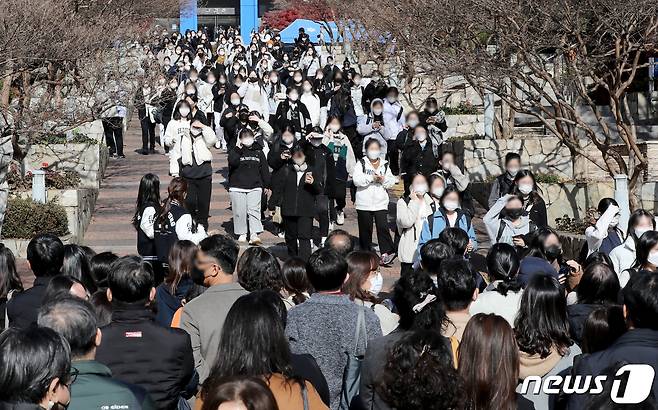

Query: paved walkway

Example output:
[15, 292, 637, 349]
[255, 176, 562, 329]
[83, 116, 490, 287]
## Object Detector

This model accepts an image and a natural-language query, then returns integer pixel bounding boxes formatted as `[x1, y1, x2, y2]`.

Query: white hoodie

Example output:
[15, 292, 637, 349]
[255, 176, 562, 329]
[163, 119, 217, 177]
[352, 158, 397, 211]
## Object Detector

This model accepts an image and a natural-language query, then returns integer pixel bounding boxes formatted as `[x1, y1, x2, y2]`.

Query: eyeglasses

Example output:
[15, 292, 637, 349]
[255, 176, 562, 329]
[64, 368, 79, 388]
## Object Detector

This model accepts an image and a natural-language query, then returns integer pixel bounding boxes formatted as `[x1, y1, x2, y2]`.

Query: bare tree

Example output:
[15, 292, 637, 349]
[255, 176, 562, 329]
[340, 0, 658, 207]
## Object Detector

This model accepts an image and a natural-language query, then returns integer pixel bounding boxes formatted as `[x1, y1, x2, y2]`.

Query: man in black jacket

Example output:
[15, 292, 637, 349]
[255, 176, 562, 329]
[566, 271, 658, 409]
[7, 234, 64, 329]
[95, 256, 194, 410]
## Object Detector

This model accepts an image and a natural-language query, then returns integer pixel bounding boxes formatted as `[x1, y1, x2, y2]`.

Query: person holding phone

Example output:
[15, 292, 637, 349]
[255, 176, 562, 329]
[267, 126, 297, 237]
[280, 145, 322, 260]
[353, 139, 398, 266]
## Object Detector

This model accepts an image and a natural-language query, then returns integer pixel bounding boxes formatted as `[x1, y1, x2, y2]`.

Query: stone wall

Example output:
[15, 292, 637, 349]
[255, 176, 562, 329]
[444, 115, 485, 139]
[457, 137, 611, 182]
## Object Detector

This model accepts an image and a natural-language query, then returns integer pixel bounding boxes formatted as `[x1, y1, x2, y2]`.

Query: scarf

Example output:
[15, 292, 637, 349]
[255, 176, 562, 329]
[180, 128, 212, 166]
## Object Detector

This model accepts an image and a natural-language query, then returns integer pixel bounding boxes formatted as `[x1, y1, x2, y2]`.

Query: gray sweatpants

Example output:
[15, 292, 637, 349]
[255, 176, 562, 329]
[229, 189, 263, 236]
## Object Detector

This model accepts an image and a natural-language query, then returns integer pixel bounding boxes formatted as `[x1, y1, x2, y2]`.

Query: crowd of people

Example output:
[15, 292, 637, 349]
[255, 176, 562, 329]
[1, 25, 658, 410]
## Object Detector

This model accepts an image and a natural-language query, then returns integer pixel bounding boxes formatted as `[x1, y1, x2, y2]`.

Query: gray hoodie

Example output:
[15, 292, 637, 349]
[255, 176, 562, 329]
[484, 194, 533, 245]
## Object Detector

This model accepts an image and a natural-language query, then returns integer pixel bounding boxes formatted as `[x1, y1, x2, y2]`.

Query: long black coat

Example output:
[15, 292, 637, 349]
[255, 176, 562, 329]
[280, 164, 322, 217]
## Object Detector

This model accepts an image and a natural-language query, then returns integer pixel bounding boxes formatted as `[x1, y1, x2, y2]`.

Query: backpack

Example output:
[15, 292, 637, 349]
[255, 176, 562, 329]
[426, 206, 472, 237]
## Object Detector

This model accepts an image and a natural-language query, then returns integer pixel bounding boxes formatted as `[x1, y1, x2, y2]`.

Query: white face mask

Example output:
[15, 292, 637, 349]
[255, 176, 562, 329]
[369, 272, 383, 296]
[507, 167, 520, 177]
[408, 119, 419, 128]
[231, 98, 241, 106]
[186, 88, 195, 95]
[289, 93, 299, 102]
[310, 139, 322, 147]
[207, 77, 216, 84]
[443, 200, 460, 212]
[329, 124, 340, 133]
[372, 108, 383, 116]
[518, 183, 534, 195]
[609, 215, 620, 228]
[442, 163, 453, 171]
[367, 150, 381, 161]
[241, 137, 255, 147]
[431, 187, 444, 198]
[303, 85, 312, 93]
[635, 227, 652, 239]
[387, 96, 397, 103]
[413, 183, 428, 195]
[648, 251, 658, 267]
[282, 135, 294, 145]
[416, 133, 427, 142]
[270, 77, 278, 83]
[179, 107, 190, 117]
[293, 157, 305, 166]
[189, 76, 198, 82]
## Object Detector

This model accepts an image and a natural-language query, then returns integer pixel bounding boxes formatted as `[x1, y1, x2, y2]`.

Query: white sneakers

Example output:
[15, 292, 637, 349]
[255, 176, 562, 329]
[249, 234, 262, 246]
[336, 211, 345, 225]
[238, 234, 247, 244]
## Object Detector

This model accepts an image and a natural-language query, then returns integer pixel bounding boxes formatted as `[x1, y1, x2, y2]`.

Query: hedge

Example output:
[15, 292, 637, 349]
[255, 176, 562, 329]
[3, 197, 69, 239]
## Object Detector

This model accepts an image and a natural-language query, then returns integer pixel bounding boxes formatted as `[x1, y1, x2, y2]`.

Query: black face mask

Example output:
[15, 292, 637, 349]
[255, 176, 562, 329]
[239, 112, 249, 122]
[545, 245, 563, 261]
[190, 266, 206, 286]
[503, 208, 525, 220]
[248, 77, 259, 83]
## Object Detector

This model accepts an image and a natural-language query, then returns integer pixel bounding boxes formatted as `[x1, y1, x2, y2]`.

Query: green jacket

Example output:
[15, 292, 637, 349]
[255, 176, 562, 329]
[68, 360, 156, 410]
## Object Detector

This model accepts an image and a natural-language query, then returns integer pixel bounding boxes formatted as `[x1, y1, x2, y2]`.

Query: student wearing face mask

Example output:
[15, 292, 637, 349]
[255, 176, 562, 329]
[290, 70, 304, 92]
[627, 230, 658, 274]
[159, 79, 179, 145]
[525, 228, 583, 287]
[300, 79, 321, 128]
[362, 71, 388, 113]
[267, 126, 298, 237]
[177, 68, 200, 98]
[484, 194, 538, 252]
[400, 125, 439, 196]
[584, 198, 625, 258]
[265, 71, 287, 128]
[435, 151, 475, 216]
[357, 99, 388, 160]
[419, 97, 448, 151]
[350, 74, 365, 119]
[511, 170, 547, 227]
[210, 73, 229, 149]
[609, 209, 656, 286]
[228, 129, 271, 245]
[135, 83, 158, 155]
[323, 117, 356, 227]
[322, 56, 340, 83]
[417, 186, 477, 254]
[304, 128, 336, 247]
[241, 71, 270, 123]
[353, 139, 398, 266]
[280, 145, 322, 261]
[163, 100, 217, 230]
[274, 86, 313, 137]
[343, 251, 400, 335]
[488, 152, 522, 208]
[382, 87, 405, 176]
[396, 173, 436, 276]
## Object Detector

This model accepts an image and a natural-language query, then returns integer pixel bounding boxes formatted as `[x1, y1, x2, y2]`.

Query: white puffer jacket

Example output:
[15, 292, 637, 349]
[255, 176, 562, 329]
[352, 158, 397, 211]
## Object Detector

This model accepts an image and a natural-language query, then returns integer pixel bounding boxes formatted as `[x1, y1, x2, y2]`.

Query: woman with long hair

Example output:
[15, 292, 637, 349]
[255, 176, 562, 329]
[629, 230, 658, 274]
[201, 377, 279, 410]
[567, 263, 621, 345]
[470, 243, 523, 326]
[512, 170, 547, 227]
[459, 313, 534, 410]
[132, 173, 162, 278]
[609, 208, 656, 286]
[281, 258, 311, 308]
[196, 291, 328, 410]
[343, 251, 399, 335]
[584, 198, 625, 257]
[61, 244, 98, 294]
[154, 177, 207, 266]
[0, 244, 23, 329]
[155, 240, 203, 327]
[514, 274, 581, 409]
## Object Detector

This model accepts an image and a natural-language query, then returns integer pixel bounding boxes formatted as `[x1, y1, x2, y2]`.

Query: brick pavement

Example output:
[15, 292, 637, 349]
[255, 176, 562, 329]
[82, 116, 490, 290]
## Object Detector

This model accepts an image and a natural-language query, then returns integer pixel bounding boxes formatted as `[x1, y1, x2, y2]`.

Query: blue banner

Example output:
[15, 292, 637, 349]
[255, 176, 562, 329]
[240, 0, 258, 42]
[180, 0, 197, 33]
